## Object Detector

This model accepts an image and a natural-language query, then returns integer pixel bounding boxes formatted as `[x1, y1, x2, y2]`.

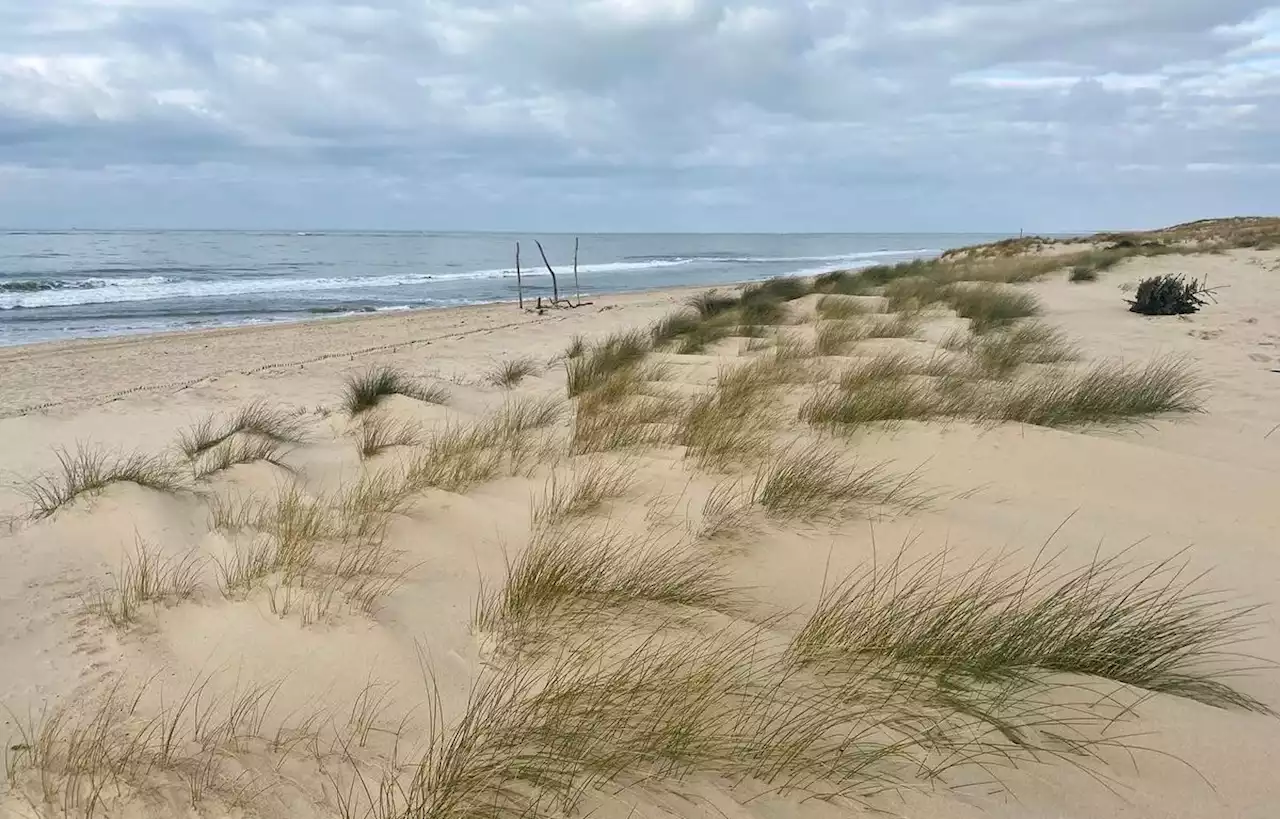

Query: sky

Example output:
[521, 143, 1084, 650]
[0, 1, 1277, 232]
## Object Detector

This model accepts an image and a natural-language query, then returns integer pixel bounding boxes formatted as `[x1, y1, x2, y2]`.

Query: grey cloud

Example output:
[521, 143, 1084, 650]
[0, 0, 1277, 231]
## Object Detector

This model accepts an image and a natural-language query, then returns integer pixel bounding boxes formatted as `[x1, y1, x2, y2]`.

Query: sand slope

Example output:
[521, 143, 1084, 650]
[2, 249, 1278, 819]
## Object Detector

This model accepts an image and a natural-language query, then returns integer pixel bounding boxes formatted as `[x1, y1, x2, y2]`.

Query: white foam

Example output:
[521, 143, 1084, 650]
[1, 249, 938, 310]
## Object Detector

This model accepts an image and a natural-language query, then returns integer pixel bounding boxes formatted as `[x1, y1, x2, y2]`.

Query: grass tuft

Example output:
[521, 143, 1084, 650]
[969, 322, 1079, 378]
[980, 358, 1206, 427]
[22, 446, 186, 520]
[487, 357, 540, 389]
[86, 541, 204, 628]
[566, 330, 652, 397]
[791, 548, 1272, 714]
[813, 321, 864, 356]
[192, 436, 294, 479]
[815, 295, 870, 321]
[946, 285, 1042, 334]
[531, 460, 637, 534]
[178, 400, 306, 459]
[753, 443, 926, 521]
[356, 414, 424, 459]
[344, 366, 449, 415]
[474, 525, 741, 637]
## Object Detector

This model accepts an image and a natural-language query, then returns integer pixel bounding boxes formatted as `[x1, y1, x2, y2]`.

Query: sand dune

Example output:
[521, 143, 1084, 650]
[2, 239, 1279, 819]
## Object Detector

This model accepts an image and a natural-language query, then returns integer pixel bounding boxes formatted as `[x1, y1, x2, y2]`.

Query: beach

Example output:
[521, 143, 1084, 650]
[2, 231, 1279, 819]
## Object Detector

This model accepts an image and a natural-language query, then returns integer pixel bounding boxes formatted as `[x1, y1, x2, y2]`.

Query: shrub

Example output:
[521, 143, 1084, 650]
[1127, 275, 1213, 316]
[1068, 266, 1098, 283]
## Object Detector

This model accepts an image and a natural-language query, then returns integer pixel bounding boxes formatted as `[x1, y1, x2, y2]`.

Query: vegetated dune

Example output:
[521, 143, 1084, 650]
[2, 230, 1279, 819]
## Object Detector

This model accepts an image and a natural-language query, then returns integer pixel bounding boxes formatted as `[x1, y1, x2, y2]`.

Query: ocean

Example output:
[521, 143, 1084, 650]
[0, 231, 1006, 347]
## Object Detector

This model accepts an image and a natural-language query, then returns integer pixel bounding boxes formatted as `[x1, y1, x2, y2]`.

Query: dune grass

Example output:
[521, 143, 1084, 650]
[790, 549, 1272, 714]
[86, 541, 204, 628]
[1068, 265, 1099, 283]
[474, 525, 741, 638]
[861, 313, 921, 339]
[695, 478, 757, 541]
[814, 321, 865, 356]
[356, 414, 424, 459]
[801, 379, 940, 429]
[564, 335, 588, 360]
[945, 285, 1042, 334]
[753, 443, 926, 521]
[572, 380, 682, 455]
[22, 446, 186, 520]
[178, 400, 307, 459]
[344, 366, 449, 416]
[677, 359, 789, 470]
[815, 295, 870, 321]
[530, 460, 638, 533]
[486, 357, 541, 389]
[566, 329, 652, 397]
[650, 311, 703, 346]
[192, 436, 294, 479]
[980, 358, 1206, 427]
[968, 322, 1079, 378]
[883, 277, 947, 312]
[685, 290, 741, 319]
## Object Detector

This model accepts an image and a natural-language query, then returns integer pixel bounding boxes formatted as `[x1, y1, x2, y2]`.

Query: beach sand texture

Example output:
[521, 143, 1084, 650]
[2, 226, 1279, 819]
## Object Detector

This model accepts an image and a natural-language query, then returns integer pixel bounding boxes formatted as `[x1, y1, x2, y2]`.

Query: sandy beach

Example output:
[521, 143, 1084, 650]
[3, 233, 1279, 819]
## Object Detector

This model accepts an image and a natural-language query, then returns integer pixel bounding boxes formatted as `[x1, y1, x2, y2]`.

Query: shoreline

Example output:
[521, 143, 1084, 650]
[0, 282, 721, 418]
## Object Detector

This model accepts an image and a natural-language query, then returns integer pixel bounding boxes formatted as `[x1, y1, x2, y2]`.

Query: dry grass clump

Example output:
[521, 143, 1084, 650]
[86, 541, 203, 628]
[861, 313, 920, 339]
[486, 357, 541, 389]
[211, 480, 408, 619]
[356, 414, 424, 459]
[753, 443, 926, 521]
[564, 335, 588, 360]
[569, 362, 682, 455]
[178, 401, 307, 459]
[677, 359, 790, 470]
[685, 289, 740, 318]
[801, 380, 940, 429]
[694, 478, 757, 542]
[968, 322, 1079, 378]
[790, 548, 1272, 714]
[474, 525, 741, 639]
[566, 329, 652, 397]
[945, 285, 1041, 334]
[404, 396, 566, 493]
[22, 446, 186, 520]
[650, 311, 703, 346]
[192, 436, 294, 480]
[530, 460, 637, 533]
[344, 366, 449, 416]
[815, 295, 870, 321]
[814, 321, 865, 356]
[979, 358, 1205, 427]
[883, 277, 947, 312]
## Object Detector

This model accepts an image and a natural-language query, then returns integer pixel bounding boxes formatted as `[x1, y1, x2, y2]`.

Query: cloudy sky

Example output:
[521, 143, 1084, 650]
[0, 1, 1276, 232]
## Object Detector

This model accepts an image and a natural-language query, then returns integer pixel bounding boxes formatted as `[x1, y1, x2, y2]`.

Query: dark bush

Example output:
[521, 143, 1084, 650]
[1127, 275, 1213, 316]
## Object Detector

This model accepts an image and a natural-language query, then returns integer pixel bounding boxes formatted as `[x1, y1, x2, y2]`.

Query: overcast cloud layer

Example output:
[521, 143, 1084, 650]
[1, 1, 1277, 231]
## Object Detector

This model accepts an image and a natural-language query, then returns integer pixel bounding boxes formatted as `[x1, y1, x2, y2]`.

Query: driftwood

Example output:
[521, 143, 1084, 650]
[535, 240, 567, 305]
[515, 242, 524, 309]
[516, 238, 593, 310]
[573, 237, 582, 305]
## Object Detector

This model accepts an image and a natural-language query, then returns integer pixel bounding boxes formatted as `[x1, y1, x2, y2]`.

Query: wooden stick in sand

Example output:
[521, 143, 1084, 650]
[515, 241, 524, 309]
[535, 240, 562, 305]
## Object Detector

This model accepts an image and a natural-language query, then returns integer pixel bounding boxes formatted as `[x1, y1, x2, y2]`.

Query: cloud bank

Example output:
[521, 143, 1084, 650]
[1, 1, 1277, 231]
